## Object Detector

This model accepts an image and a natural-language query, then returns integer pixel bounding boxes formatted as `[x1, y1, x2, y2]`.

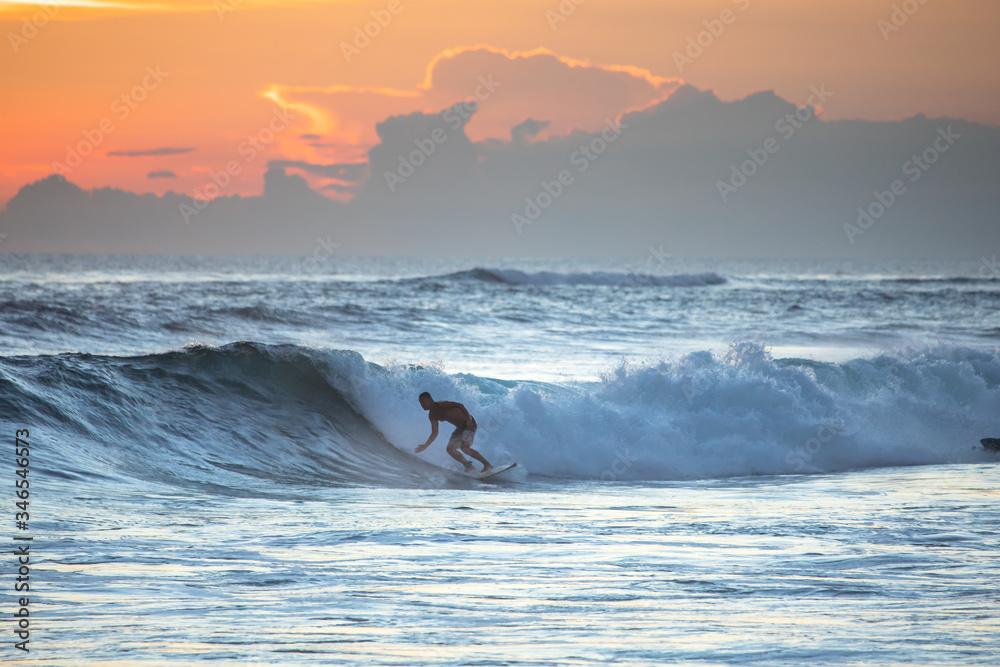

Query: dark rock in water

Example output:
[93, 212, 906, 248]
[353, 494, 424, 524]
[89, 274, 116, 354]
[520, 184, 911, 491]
[981, 438, 1000, 452]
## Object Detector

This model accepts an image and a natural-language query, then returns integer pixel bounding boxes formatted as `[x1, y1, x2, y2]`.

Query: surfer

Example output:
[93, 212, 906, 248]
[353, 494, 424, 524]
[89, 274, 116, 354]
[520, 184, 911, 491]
[414, 392, 493, 473]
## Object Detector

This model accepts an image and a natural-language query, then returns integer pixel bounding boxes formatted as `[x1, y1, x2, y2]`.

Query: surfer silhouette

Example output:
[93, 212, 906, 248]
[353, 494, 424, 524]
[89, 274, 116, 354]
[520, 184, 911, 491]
[414, 392, 492, 473]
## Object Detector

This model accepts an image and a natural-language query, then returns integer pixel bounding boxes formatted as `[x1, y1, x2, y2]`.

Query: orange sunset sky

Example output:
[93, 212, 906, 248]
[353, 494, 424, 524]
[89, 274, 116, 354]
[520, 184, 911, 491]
[1, 0, 998, 206]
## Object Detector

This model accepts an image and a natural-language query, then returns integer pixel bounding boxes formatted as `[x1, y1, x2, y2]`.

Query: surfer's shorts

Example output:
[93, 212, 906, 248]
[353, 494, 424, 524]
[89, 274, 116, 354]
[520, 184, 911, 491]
[448, 417, 477, 447]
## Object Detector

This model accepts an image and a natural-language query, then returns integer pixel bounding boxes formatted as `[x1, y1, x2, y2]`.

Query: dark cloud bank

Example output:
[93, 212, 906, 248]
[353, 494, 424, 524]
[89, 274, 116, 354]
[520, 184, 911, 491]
[2, 86, 998, 258]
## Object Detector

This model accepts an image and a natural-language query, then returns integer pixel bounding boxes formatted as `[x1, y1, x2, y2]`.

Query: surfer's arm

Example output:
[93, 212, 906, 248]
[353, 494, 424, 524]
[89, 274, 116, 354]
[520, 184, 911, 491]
[414, 420, 438, 453]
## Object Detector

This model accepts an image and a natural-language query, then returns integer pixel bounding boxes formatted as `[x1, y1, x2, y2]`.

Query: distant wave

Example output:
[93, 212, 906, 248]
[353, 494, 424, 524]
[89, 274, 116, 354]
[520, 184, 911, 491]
[3, 341, 998, 492]
[883, 276, 999, 285]
[420, 268, 728, 287]
[796, 275, 1000, 286]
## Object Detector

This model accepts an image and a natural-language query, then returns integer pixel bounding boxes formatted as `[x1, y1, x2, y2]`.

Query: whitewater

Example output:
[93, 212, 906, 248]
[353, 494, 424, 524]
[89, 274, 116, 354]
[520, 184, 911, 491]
[1, 254, 999, 664]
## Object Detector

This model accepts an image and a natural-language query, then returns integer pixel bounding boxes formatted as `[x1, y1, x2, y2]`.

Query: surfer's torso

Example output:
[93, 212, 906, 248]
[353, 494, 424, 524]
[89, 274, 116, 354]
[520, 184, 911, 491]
[428, 401, 473, 428]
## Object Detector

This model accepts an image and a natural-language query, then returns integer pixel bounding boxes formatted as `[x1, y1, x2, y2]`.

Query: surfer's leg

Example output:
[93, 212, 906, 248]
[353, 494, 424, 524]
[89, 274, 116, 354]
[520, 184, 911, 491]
[461, 445, 491, 470]
[459, 431, 491, 471]
[446, 438, 475, 472]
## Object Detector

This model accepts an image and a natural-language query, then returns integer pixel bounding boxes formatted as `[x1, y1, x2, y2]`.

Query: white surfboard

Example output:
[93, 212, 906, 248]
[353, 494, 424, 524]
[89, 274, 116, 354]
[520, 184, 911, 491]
[473, 462, 517, 480]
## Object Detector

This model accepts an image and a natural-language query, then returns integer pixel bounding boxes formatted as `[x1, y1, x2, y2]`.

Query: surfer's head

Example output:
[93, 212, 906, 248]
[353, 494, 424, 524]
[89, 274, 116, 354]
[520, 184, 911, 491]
[418, 392, 433, 409]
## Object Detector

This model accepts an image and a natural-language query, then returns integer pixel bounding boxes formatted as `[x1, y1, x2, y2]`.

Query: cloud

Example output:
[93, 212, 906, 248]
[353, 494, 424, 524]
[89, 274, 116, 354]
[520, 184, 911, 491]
[107, 147, 197, 157]
[147, 170, 177, 179]
[267, 160, 366, 181]
[511, 119, 551, 144]
[338, 85, 1000, 258]
[320, 183, 356, 194]
[3, 85, 998, 259]
[0, 171, 340, 255]
[265, 45, 682, 169]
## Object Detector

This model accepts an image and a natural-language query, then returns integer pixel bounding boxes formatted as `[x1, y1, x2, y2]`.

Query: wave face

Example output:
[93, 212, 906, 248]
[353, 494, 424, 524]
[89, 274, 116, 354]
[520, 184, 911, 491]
[3, 342, 999, 491]
[429, 268, 727, 287]
[0, 343, 462, 493]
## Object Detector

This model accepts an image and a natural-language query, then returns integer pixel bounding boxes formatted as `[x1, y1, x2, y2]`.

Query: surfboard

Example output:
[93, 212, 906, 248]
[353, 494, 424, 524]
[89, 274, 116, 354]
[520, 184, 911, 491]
[473, 462, 517, 479]
[981, 438, 1000, 452]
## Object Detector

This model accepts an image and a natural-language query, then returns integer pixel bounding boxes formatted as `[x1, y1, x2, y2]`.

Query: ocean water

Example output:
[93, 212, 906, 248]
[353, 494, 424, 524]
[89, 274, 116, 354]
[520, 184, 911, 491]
[2, 254, 999, 665]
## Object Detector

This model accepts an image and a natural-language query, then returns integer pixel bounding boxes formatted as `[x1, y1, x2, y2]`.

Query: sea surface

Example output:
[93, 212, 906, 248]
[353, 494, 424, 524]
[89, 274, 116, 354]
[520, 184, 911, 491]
[1, 253, 999, 665]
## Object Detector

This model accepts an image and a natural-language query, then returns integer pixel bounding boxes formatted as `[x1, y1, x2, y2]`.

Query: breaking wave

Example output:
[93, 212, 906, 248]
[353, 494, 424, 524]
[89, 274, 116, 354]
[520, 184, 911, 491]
[415, 268, 727, 287]
[2, 341, 998, 493]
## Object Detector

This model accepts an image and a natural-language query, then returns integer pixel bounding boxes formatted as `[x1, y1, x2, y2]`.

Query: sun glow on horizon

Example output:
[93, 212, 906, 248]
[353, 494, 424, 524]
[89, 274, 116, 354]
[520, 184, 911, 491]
[0, 0, 355, 19]
[1, 0, 997, 207]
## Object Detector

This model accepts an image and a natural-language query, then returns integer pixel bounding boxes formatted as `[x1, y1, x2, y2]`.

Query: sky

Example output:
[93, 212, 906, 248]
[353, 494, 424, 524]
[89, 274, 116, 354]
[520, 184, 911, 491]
[0, 0, 998, 257]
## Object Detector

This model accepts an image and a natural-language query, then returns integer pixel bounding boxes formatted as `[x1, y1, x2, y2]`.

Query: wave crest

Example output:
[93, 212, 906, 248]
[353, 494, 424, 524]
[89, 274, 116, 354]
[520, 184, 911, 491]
[422, 268, 727, 287]
[3, 342, 998, 490]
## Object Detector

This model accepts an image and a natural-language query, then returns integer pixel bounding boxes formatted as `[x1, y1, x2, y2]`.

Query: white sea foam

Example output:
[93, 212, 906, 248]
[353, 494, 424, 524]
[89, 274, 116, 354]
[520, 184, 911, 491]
[326, 342, 1000, 481]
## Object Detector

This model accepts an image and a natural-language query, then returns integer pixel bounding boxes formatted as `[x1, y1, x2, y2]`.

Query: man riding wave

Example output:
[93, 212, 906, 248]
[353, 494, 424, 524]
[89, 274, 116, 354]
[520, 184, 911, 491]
[414, 392, 493, 473]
